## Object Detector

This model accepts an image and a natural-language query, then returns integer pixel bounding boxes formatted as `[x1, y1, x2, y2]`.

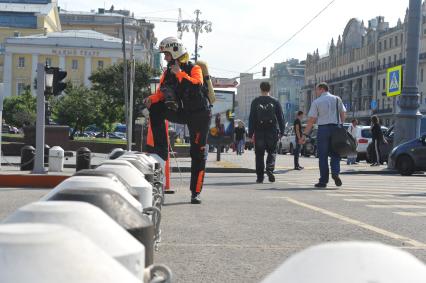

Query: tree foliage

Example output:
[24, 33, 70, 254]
[2, 86, 36, 128]
[89, 61, 157, 126]
[52, 85, 99, 138]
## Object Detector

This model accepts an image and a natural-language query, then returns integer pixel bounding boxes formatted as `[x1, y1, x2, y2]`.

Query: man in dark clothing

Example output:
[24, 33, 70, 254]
[248, 82, 285, 183]
[293, 111, 304, 170]
[234, 122, 246, 155]
[371, 115, 386, 166]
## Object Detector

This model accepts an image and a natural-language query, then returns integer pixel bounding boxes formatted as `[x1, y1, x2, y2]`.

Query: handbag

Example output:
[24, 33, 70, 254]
[331, 98, 357, 157]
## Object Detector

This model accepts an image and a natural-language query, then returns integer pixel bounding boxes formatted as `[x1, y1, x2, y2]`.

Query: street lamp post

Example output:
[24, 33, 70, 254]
[179, 9, 212, 62]
[394, 0, 423, 146]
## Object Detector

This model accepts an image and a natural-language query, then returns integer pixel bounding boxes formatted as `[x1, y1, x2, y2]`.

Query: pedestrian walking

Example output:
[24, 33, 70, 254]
[303, 82, 347, 188]
[347, 119, 359, 165]
[294, 111, 305, 170]
[370, 115, 386, 166]
[248, 82, 285, 184]
[235, 121, 246, 155]
[144, 37, 211, 204]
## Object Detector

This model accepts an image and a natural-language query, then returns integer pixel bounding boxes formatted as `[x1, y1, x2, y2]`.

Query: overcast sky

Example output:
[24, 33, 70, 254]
[59, 0, 411, 78]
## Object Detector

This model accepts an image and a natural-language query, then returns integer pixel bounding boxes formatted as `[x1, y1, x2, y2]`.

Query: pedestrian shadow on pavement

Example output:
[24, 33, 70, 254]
[163, 201, 192, 207]
[398, 193, 426, 198]
[256, 187, 340, 192]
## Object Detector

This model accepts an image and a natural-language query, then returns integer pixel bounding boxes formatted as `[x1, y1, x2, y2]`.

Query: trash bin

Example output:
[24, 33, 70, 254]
[20, 145, 35, 171]
[49, 146, 64, 172]
[76, 147, 91, 172]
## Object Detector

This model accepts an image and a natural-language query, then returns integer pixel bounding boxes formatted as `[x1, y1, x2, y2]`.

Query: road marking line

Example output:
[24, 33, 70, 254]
[284, 197, 426, 248]
[393, 212, 426, 217]
[344, 198, 426, 203]
[327, 193, 394, 198]
[367, 204, 426, 209]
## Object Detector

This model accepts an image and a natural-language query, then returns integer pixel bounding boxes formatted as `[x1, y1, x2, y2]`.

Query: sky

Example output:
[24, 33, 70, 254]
[58, 0, 411, 78]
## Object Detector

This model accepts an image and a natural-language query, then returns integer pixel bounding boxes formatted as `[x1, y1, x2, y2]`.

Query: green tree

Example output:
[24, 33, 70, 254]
[3, 86, 37, 128]
[52, 85, 98, 138]
[89, 62, 157, 130]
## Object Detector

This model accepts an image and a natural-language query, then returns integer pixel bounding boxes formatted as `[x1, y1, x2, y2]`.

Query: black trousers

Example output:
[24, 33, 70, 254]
[254, 131, 278, 180]
[149, 102, 211, 194]
[294, 143, 301, 168]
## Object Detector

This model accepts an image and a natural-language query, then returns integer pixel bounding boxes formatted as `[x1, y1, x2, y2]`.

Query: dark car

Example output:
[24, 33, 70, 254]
[389, 133, 426, 176]
[367, 117, 426, 164]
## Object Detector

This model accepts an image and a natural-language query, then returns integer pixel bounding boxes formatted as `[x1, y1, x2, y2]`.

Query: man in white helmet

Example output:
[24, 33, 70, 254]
[145, 37, 211, 204]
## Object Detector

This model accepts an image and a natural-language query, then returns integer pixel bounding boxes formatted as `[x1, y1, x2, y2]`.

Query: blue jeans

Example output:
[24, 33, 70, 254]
[317, 125, 341, 184]
[237, 139, 245, 154]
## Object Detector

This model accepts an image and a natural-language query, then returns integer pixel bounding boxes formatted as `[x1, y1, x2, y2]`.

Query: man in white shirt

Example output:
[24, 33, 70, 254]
[347, 119, 359, 165]
[303, 82, 347, 188]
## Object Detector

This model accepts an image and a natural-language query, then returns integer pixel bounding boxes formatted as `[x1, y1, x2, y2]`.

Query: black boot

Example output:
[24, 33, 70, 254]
[191, 193, 202, 204]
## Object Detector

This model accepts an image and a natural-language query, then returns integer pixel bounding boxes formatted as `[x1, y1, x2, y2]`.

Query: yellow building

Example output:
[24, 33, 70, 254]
[0, 0, 61, 83]
[2, 30, 145, 97]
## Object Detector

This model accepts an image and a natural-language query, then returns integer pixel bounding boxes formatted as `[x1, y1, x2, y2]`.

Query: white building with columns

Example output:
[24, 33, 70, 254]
[2, 29, 144, 97]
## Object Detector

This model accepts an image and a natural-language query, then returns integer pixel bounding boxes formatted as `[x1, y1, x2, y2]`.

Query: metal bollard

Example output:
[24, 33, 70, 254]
[20, 145, 35, 171]
[76, 147, 91, 171]
[45, 188, 155, 267]
[44, 144, 50, 164]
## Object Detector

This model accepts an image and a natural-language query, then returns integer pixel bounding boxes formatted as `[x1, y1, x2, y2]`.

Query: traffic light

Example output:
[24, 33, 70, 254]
[51, 67, 67, 96]
[262, 67, 266, 77]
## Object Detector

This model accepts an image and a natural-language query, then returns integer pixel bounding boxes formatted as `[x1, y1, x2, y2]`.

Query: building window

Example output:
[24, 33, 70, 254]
[383, 78, 386, 90]
[421, 69, 424, 83]
[377, 80, 380, 91]
[388, 56, 391, 66]
[18, 57, 25, 68]
[72, 59, 78, 70]
[98, 60, 104, 69]
[395, 35, 398, 46]
[46, 57, 52, 67]
[390, 38, 393, 48]
[383, 58, 386, 66]
[378, 42, 382, 51]
[17, 83, 26, 95]
[394, 55, 397, 64]
[384, 39, 387, 50]
[401, 34, 403, 44]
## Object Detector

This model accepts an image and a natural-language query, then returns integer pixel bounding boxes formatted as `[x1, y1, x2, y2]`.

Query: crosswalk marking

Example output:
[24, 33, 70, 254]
[344, 198, 426, 203]
[367, 204, 426, 209]
[394, 212, 426, 217]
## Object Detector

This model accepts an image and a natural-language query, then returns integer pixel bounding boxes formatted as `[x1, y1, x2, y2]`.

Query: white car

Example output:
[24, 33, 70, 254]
[278, 126, 296, 155]
[351, 125, 388, 161]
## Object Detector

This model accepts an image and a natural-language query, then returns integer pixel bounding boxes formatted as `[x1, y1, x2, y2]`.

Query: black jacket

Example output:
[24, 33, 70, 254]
[371, 124, 384, 143]
[248, 96, 285, 138]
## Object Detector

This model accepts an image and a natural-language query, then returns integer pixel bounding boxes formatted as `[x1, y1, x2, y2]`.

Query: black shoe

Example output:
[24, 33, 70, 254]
[266, 171, 275, 183]
[256, 179, 264, 184]
[332, 174, 342, 187]
[314, 183, 327, 188]
[191, 193, 202, 204]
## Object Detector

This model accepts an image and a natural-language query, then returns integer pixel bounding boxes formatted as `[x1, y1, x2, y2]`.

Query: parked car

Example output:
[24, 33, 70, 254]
[301, 127, 318, 157]
[351, 125, 388, 161]
[368, 117, 426, 164]
[389, 133, 426, 175]
[278, 126, 296, 155]
[2, 124, 19, 134]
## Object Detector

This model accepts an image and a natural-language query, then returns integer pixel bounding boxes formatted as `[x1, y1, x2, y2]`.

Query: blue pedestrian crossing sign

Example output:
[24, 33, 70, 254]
[387, 65, 402, 97]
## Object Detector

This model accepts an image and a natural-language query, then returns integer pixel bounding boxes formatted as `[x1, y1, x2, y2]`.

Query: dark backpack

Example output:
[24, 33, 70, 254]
[256, 102, 276, 128]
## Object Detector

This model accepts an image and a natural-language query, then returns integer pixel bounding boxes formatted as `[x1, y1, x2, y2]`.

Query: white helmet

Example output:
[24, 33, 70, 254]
[159, 37, 188, 60]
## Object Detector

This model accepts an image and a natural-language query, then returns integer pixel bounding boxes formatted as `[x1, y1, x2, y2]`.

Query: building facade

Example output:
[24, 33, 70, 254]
[236, 73, 268, 124]
[60, 7, 157, 68]
[270, 59, 305, 123]
[2, 30, 144, 97]
[302, 7, 426, 126]
[0, 0, 61, 83]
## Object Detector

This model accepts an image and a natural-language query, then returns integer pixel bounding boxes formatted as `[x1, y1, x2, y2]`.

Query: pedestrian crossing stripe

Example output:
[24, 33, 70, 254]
[394, 212, 426, 217]
[387, 65, 402, 97]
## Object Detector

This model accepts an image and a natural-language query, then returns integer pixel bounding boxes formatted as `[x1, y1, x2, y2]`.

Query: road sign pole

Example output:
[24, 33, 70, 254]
[394, 0, 423, 147]
[33, 63, 47, 174]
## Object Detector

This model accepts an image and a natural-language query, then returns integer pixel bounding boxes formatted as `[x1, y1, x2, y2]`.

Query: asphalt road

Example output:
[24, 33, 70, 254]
[0, 153, 425, 282]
